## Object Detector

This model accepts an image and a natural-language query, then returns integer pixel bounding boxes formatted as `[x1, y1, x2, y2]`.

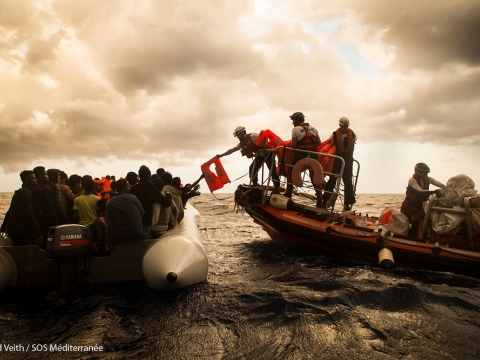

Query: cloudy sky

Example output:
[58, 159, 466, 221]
[1, 0, 479, 194]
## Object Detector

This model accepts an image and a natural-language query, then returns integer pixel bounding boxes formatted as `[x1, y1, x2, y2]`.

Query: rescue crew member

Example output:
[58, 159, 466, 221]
[285, 112, 322, 203]
[322, 117, 357, 211]
[401, 163, 445, 237]
[217, 126, 280, 193]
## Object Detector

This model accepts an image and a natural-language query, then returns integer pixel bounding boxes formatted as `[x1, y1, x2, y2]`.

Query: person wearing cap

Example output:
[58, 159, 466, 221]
[217, 126, 280, 192]
[285, 112, 322, 201]
[321, 117, 357, 211]
[400, 163, 445, 237]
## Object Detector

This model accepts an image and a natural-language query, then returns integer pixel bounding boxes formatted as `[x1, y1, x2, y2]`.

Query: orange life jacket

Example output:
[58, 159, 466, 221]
[296, 122, 318, 151]
[256, 130, 283, 149]
[334, 128, 355, 154]
[241, 134, 260, 158]
[405, 173, 430, 207]
[201, 156, 231, 193]
[276, 140, 295, 176]
[317, 140, 336, 174]
[94, 178, 112, 199]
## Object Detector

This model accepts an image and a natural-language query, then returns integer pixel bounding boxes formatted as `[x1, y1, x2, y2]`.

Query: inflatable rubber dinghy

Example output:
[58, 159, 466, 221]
[0, 204, 208, 291]
[142, 203, 208, 290]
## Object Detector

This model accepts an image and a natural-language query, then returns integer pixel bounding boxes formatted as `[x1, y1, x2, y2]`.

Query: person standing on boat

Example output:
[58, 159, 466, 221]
[285, 112, 322, 202]
[401, 163, 445, 237]
[321, 117, 357, 211]
[1, 171, 43, 247]
[217, 126, 280, 193]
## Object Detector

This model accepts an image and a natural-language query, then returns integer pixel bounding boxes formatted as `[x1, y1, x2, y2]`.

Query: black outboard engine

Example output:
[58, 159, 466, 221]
[46, 224, 95, 259]
[46, 225, 96, 291]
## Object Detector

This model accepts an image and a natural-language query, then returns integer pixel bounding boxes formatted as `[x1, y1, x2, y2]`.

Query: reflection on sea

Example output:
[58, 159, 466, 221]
[0, 193, 479, 359]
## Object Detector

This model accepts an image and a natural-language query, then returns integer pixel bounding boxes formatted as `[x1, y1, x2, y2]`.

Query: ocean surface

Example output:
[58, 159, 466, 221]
[0, 192, 479, 359]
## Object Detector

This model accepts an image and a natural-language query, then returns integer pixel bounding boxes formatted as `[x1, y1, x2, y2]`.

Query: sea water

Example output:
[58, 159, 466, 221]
[0, 193, 479, 359]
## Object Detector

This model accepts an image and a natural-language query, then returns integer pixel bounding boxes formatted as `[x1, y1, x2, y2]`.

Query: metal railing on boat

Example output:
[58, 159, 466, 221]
[246, 146, 360, 214]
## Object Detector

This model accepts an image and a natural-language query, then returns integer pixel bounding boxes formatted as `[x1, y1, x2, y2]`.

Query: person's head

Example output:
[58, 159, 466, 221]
[138, 165, 151, 181]
[289, 112, 305, 126]
[156, 168, 165, 176]
[233, 126, 247, 141]
[81, 175, 93, 188]
[33, 166, 48, 183]
[105, 175, 111, 180]
[152, 177, 164, 191]
[97, 198, 108, 215]
[110, 180, 117, 191]
[126, 172, 138, 186]
[414, 163, 430, 180]
[47, 169, 60, 184]
[68, 174, 81, 188]
[111, 175, 116, 181]
[160, 171, 172, 185]
[172, 177, 181, 189]
[83, 179, 95, 193]
[20, 170, 37, 187]
[116, 179, 130, 193]
[339, 117, 350, 134]
[59, 171, 68, 184]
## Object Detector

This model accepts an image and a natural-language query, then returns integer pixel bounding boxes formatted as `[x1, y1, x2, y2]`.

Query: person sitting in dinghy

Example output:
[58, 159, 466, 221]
[105, 179, 145, 249]
[1, 170, 43, 247]
[217, 126, 280, 193]
[400, 162, 445, 237]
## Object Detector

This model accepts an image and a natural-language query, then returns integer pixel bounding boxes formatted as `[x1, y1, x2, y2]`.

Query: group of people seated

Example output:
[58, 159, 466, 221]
[0, 165, 201, 252]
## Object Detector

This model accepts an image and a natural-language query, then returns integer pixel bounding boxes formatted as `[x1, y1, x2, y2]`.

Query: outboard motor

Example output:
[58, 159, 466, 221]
[46, 224, 95, 259]
[46, 225, 96, 291]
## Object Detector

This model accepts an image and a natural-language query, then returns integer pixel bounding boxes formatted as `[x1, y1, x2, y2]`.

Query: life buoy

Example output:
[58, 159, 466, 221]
[256, 130, 283, 149]
[201, 156, 231, 193]
[292, 158, 324, 187]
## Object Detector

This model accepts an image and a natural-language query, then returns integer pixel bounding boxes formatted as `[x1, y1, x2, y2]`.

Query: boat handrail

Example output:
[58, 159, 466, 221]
[248, 146, 359, 212]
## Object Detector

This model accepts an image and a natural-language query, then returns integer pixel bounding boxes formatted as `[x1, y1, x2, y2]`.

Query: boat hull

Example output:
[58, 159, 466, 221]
[0, 204, 208, 291]
[247, 202, 480, 278]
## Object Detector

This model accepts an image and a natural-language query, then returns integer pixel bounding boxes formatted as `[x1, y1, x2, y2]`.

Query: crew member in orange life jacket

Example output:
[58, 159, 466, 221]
[322, 117, 357, 211]
[400, 162, 445, 237]
[284, 112, 322, 201]
[217, 126, 280, 192]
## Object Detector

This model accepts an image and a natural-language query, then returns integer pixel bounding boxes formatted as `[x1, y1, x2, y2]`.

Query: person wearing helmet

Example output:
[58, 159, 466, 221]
[284, 112, 322, 201]
[321, 117, 357, 211]
[217, 126, 280, 192]
[400, 163, 445, 237]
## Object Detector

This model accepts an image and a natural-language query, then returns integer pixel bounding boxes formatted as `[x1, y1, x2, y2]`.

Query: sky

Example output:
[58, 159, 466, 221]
[0, 0, 479, 194]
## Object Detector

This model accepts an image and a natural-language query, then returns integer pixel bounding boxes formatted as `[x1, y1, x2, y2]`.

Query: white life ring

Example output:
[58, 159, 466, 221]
[292, 158, 324, 187]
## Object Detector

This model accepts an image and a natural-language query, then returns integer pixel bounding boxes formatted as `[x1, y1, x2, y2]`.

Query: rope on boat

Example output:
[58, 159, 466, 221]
[327, 226, 378, 238]
[234, 187, 252, 213]
[232, 172, 249, 182]
[210, 192, 228, 201]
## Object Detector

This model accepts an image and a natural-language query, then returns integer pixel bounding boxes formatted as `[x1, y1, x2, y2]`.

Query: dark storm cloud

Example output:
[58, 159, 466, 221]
[348, 0, 480, 69]
[0, 0, 479, 177]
